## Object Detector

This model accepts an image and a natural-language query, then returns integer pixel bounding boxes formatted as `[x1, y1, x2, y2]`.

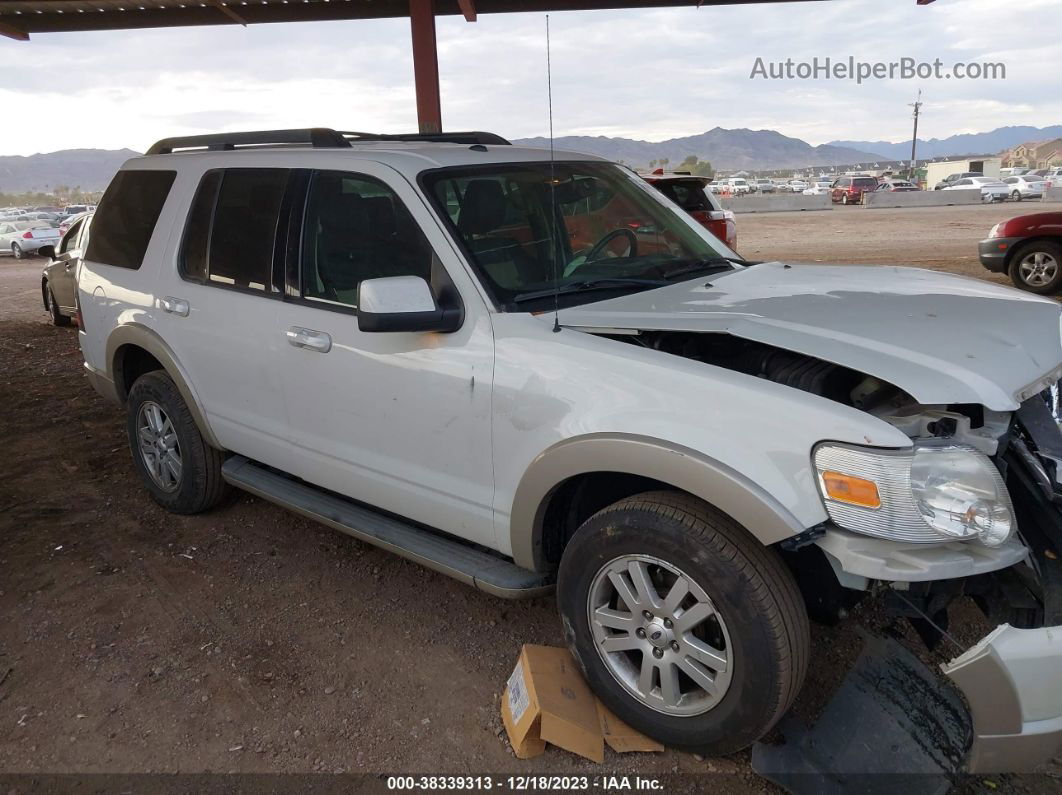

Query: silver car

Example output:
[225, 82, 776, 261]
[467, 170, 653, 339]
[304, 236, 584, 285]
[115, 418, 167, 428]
[0, 220, 60, 258]
[40, 212, 91, 326]
[1003, 175, 1045, 201]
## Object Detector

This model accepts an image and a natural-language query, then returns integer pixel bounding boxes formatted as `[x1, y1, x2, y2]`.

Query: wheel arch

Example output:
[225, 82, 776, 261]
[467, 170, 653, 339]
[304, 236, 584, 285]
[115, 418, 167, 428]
[509, 433, 806, 572]
[41, 275, 50, 310]
[105, 323, 222, 450]
[1004, 236, 1062, 270]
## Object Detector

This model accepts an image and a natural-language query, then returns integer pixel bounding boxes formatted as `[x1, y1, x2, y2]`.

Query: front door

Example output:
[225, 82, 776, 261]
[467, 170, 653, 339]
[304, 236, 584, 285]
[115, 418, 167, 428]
[274, 165, 497, 548]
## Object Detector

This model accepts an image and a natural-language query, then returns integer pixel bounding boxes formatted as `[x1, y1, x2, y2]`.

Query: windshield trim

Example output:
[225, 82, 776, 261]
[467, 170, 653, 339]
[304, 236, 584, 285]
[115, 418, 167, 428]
[417, 159, 742, 313]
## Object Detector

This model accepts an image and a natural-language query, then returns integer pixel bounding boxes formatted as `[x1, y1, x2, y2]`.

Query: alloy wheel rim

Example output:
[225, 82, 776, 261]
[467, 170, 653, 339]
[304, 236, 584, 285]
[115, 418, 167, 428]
[588, 554, 733, 716]
[1019, 252, 1059, 287]
[136, 401, 182, 492]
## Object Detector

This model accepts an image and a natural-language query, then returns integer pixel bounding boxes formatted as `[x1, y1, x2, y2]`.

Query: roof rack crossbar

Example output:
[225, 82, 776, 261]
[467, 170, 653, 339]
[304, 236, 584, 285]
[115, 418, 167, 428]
[146, 128, 352, 155]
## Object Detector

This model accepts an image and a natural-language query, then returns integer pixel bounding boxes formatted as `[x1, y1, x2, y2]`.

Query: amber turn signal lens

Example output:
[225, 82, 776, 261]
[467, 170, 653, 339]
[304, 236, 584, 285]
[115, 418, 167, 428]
[821, 471, 881, 508]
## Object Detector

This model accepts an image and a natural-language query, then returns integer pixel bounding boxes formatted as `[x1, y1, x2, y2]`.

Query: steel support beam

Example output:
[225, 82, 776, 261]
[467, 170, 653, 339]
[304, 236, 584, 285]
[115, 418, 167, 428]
[409, 0, 443, 134]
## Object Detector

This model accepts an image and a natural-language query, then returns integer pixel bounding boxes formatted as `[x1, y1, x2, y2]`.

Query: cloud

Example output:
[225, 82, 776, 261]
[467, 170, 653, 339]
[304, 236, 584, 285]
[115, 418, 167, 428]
[0, 0, 1057, 155]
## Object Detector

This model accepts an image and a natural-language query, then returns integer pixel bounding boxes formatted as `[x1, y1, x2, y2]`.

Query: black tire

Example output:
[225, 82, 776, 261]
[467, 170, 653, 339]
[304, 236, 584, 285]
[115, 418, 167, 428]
[557, 491, 809, 756]
[12, 243, 24, 259]
[45, 284, 71, 327]
[1008, 239, 1062, 295]
[1012, 190, 1022, 202]
[841, 193, 849, 205]
[126, 370, 228, 514]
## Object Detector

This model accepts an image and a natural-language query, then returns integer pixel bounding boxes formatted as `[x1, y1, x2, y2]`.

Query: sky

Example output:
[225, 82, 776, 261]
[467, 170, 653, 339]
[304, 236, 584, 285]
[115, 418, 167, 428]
[0, 0, 1059, 156]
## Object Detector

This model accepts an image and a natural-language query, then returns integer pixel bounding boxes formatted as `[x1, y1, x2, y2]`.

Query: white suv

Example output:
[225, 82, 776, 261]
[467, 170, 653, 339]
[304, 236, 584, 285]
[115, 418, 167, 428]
[77, 128, 1062, 768]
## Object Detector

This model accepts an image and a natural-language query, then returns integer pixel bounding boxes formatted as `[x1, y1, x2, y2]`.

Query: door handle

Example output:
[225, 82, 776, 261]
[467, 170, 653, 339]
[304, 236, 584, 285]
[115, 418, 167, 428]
[286, 326, 332, 353]
[159, 296, 190, 317]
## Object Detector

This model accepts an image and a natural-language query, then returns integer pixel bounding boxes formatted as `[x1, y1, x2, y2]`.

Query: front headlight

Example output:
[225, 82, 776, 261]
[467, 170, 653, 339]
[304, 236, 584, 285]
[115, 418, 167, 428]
[987, 222, 1002, 239]
[814, 442, 1014, 547]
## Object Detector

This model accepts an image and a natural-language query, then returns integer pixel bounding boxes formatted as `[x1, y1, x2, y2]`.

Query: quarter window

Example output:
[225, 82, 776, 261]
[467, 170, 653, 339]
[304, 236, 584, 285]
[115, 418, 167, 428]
[59, 219, 83, 255]
[85, 170, 175, 270]
[299, 171, 434, 308]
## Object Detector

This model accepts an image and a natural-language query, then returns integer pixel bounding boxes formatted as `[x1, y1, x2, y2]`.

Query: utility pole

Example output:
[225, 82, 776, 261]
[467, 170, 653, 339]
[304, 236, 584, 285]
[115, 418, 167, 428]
[909, 89, 923, 181]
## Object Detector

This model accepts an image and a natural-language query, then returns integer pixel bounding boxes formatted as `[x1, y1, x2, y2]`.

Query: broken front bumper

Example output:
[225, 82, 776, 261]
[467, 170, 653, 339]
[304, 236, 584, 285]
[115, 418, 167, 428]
[944, 623, 1062, 773]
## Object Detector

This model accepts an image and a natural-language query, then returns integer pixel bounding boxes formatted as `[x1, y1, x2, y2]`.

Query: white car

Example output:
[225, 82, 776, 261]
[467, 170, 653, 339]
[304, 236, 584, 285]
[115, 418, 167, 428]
[943, 176, 1009, 202]
[802, 181, 833, 195]
[1002, 175, 1045, 201]
[0, 220, 59, 258]
[76, 128, 1062, 770]
[786, 179, 808, 193]
[719, 178, 750, 194]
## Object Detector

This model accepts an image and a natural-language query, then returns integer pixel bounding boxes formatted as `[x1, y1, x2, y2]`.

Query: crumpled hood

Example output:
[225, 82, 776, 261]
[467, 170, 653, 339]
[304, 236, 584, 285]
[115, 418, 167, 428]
[555, 262, 1062, 410]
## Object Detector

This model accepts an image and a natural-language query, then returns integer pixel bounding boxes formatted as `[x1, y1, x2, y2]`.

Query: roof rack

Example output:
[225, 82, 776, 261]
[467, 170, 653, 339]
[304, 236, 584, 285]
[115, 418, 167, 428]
[145, 128, 511, 156]
[146, 128, 351, 155]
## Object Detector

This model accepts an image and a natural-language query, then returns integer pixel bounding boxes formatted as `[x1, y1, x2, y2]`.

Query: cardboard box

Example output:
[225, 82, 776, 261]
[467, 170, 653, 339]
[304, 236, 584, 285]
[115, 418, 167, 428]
[500, 644, 663, 762]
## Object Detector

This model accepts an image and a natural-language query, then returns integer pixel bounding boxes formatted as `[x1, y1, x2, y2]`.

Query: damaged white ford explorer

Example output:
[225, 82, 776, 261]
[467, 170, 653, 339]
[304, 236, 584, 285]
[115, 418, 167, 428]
[76, 129, 1062, 772]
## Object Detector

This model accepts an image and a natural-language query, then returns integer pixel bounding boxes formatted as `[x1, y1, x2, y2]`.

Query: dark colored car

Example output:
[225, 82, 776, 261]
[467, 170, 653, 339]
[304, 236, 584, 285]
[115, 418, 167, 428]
[642, 171, 737, 249]
[830, 175, 878, 204]
[978, 211, 1062, 294]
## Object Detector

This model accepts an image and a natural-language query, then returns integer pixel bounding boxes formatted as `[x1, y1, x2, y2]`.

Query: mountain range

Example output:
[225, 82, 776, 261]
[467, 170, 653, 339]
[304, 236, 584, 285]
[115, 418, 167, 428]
[827, 125, 1062, 162]
[0, 148, 138, 195]
[513, 128, 881, 170]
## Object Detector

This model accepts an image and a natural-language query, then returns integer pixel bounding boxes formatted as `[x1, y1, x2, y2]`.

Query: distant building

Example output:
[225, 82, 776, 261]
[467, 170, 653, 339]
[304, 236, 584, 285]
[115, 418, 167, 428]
[1002, 138, 1062, 169]
[925, 156, 1001, 186]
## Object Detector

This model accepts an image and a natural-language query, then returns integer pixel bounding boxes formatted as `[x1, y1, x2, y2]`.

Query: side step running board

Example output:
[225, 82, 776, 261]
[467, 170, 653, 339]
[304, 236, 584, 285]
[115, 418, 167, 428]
[221, 456, 554, 599]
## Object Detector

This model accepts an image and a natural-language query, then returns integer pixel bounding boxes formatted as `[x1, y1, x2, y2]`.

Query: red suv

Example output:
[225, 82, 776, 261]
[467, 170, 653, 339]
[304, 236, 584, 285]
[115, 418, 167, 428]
[642, 171, 737, 249]
[830, 175, 879, 205]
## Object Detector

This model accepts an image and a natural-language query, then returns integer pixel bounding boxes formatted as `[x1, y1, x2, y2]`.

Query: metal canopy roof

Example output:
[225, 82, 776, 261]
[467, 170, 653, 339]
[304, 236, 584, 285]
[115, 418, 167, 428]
[0, 1, 818, 39]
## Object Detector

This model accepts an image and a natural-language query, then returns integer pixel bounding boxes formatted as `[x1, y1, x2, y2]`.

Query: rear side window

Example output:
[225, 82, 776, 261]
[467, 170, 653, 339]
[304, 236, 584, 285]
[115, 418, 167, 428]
[85, 170, 175, 269]
[854, 177, 877, 187]
[179, 169, 288, 291]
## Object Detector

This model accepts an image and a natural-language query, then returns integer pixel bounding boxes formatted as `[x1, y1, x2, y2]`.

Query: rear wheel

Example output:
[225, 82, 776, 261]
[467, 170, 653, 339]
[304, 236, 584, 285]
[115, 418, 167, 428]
[12, 243, 24, 259]
[45, 284, 71, 326]
[1012, 190, 1022, 202]
[557, 491, 809, 756]
[126, 371, 228, 514]
[1009, 240, 1062, 294]
[841, 193, 849, 205]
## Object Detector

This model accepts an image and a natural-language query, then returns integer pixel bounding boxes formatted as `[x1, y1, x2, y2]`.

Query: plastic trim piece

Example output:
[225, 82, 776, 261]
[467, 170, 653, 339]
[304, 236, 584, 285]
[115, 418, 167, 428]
[222, 455, 554, 599]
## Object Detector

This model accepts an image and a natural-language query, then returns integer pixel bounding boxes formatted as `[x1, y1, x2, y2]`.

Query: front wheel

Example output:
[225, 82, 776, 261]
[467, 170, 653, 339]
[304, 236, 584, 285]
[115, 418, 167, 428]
[126, 371, 228, 514]
[557, 491, 809, 756]
[1009, 240, 1062, 294]
[841, 193, 849, 205]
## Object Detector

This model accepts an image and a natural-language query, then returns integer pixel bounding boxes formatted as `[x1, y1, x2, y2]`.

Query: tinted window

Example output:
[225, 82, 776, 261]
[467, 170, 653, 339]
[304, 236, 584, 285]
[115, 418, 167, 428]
[179, 170, 222, 282]
[300, 171, 434, 307]
[854, 178, 877, 187]
[657, 181, 712, 211]
[210, 170, 287, 290]
[85, 170, 175, 269]
[178, 169, 287, 291]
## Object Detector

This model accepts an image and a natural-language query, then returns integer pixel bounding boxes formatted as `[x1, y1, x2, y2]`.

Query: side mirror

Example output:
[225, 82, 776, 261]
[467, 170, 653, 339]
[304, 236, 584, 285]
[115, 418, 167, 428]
[357, 276, 461, 334]
[38, 244, 55, 260]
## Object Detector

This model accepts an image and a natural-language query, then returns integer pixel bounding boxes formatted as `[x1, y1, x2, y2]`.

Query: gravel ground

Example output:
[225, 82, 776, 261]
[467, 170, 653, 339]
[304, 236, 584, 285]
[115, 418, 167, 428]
[1, 203, 1060, 789]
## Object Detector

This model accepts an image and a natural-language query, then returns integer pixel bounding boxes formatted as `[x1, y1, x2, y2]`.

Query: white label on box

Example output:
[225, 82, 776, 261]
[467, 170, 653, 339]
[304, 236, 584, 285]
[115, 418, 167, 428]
[507, 660, 530, 724]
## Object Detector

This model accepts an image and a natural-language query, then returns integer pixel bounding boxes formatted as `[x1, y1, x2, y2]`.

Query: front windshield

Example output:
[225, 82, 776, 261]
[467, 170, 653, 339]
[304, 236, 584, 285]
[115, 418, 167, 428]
[423, 161, 737, 310]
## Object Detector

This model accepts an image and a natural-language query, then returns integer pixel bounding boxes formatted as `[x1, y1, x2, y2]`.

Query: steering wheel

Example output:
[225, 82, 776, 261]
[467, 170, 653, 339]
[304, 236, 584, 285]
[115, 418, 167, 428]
[583, 228, 638, 264]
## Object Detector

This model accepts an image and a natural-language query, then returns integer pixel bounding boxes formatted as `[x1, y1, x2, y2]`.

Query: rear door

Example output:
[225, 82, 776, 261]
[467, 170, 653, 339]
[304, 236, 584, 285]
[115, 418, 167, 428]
[154, 167, 294, 468]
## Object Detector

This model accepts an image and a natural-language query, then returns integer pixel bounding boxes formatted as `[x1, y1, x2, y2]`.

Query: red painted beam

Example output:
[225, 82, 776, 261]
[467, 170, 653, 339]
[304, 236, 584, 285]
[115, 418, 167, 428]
[409, 0, 443, 134]
[458, 0, 478, 21]
[0, 21, 29, 41]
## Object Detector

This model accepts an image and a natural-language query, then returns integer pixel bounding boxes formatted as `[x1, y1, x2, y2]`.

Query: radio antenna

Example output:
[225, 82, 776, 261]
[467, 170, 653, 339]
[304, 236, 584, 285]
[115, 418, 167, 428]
[546, 14, 561, 333]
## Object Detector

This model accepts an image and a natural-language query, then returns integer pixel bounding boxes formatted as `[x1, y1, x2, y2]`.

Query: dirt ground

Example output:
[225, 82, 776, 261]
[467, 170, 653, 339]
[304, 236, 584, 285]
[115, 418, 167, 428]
[1, 202, 1060, 789]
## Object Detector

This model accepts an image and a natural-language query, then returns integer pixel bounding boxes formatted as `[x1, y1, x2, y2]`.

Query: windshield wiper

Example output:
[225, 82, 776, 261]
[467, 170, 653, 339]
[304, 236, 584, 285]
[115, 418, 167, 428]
[660, 257, 747, 281]
[511, 277, 668, 304]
